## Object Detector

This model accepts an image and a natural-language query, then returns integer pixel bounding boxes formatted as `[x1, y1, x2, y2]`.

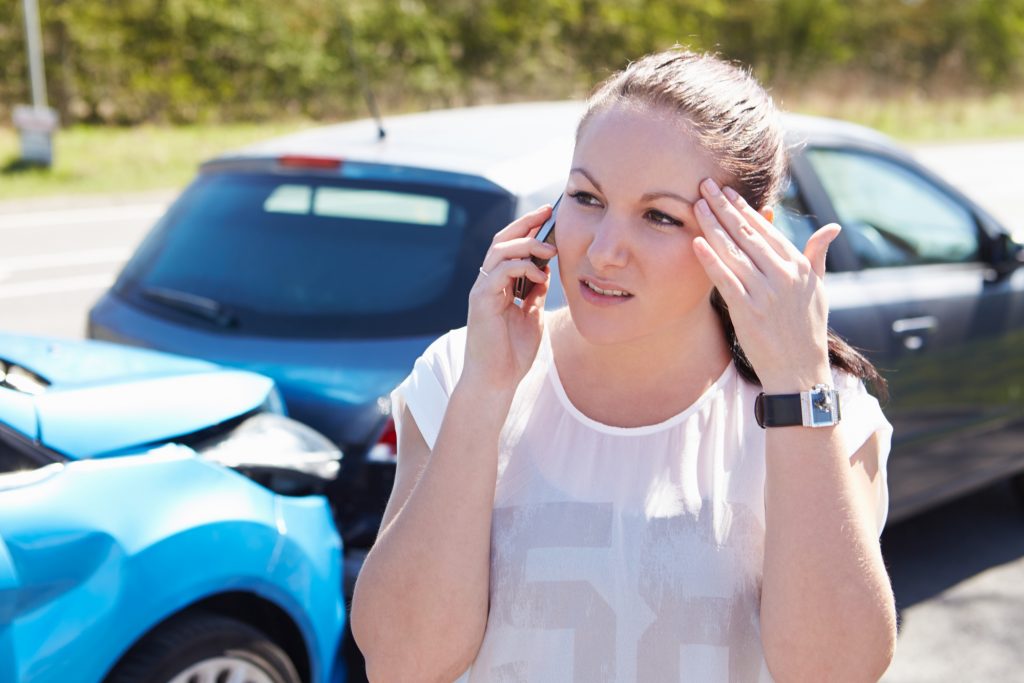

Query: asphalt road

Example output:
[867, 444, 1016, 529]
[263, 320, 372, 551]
[1, 138, 1022, 681]
[0, 191, 171, 339]
[881, 481, 1024, 682]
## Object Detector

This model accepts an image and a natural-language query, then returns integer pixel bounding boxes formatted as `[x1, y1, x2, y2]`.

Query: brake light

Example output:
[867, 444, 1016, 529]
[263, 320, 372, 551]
[277, 155, 343, 170]
[367, 417, 398, 463]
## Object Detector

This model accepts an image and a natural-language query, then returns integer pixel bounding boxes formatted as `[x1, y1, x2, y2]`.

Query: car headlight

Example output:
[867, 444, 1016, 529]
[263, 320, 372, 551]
[197, 413, 341, 494]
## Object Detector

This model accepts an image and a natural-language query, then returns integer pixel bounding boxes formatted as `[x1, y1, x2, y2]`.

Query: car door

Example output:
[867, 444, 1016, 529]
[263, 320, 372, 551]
[799, 145, 1024, 519]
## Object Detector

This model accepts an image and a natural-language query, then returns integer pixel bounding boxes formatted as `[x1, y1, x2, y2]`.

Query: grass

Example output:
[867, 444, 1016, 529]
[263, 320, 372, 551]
[0, 121, 314, 200]
[2, 91, 1023, 200]
[781, 91, 1024, 142]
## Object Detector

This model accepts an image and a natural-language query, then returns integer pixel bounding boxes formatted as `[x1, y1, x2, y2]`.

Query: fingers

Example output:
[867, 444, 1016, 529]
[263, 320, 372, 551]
[520, 265, 551, 313]
[491, 204, 553, 245]
[692, 236, 747, 302]
[481, 236, 556, 274]
[474, 204, 557, 309]
[803, 223, 841, 277]
[695, 179, 785, 289]
[474, 256, 549, 300]
[719, 185, 802, 261]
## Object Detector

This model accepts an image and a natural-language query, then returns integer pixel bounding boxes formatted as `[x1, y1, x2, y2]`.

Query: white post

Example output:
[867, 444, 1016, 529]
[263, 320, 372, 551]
[15, 0, 58, 166]
[23, 0, 48, 109]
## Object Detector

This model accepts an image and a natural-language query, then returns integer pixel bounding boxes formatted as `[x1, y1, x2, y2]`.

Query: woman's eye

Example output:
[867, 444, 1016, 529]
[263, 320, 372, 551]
[646, 209, 683, 227]
[568, 191, 601, 207]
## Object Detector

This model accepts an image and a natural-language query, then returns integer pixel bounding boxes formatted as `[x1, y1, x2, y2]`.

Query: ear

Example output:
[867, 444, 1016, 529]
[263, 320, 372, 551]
[759, 206, 774, 224]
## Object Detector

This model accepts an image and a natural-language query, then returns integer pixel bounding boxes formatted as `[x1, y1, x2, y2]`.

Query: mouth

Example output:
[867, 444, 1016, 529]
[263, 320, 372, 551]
[579, 277, 634, 302]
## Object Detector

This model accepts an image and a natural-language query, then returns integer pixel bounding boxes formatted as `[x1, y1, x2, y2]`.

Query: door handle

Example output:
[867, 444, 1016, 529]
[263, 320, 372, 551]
[892, 316, 938, 334]
[892, 315, 937, 351]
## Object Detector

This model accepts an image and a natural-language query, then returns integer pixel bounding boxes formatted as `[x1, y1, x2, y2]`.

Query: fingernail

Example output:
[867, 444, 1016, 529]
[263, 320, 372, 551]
[722, 186, 739, 202]
[703, 178, 721, 196]
[696, 199, 712, 216]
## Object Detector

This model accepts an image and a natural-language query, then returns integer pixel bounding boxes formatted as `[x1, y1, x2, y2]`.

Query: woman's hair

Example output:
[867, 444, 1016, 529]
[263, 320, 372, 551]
[579, 49, 887, 398]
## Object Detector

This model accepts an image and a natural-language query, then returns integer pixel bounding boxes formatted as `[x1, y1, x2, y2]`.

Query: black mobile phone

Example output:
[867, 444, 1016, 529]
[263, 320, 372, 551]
[513, 196, 560, 300]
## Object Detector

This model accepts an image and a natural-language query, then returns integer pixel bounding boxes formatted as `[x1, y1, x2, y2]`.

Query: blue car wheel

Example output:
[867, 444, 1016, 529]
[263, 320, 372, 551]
[106, 611, 301, 683]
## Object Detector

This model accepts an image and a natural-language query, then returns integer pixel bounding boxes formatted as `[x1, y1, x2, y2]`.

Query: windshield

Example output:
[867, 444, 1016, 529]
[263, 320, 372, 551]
[117, 171, 514, 338]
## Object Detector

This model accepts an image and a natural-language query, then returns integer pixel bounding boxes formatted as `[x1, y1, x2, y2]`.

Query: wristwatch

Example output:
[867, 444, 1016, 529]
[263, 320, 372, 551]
[754, 384, 841, 428]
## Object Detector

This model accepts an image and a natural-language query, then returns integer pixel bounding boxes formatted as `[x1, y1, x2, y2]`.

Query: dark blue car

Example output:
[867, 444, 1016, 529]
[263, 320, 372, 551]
[88, 101, 1024, 568]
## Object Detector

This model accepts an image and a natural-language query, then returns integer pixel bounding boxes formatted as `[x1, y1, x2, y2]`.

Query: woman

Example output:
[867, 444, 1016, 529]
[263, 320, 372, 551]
[352, 50, 897, 682]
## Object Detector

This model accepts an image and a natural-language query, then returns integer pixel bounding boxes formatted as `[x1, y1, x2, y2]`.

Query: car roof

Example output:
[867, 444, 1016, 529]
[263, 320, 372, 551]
[218, 101, 904, 196]
[782, 111, 901, 153]
[223, 101, 584, 198]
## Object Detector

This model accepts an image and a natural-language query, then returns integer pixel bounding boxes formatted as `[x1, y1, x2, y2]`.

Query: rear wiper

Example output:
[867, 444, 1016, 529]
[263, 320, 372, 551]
[141, 286, 238, 328]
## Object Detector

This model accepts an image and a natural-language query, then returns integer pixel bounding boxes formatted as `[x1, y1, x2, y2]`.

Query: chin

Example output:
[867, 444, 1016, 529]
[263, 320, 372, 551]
[562, 295, 650, 347]
[563, 289, 720, 352]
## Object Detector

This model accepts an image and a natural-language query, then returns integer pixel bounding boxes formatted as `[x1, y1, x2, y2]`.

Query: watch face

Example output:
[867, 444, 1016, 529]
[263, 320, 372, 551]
[808, 387, 839, 427]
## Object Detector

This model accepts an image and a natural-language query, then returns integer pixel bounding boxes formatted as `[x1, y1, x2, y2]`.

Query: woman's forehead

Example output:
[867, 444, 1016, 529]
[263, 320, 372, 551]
[572, 104, 724, 196]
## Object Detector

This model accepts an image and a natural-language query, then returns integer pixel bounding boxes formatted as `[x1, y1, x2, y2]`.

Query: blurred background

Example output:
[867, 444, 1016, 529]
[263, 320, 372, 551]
[2, 0, 1023, 198]
[3, 3, 1024, 682]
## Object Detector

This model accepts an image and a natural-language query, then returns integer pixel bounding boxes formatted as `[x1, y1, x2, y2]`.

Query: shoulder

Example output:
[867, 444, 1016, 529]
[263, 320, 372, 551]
[831, 367, 868, 394]
[416, 326, 467, 394]
[424, 325, 467, 362]
[829, 366, 893, 464]
[390, 327, 467, 451]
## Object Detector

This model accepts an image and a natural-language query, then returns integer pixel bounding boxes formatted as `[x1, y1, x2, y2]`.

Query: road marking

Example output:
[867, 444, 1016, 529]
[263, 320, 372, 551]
[0, 273, 115, 299]
[0, 203, 166, 231]
[0, 247, 131, 272]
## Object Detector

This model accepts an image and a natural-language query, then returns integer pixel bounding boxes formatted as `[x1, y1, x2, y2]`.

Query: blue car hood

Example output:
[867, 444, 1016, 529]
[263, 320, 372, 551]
[88, 295, 439, 447]
[0, 332, 222, 387]
[0, 333, 275, 459]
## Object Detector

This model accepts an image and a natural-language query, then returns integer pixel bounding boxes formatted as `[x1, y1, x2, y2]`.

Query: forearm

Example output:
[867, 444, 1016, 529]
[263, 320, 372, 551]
[353, 379, 511, 681]
[760, 425, 896, 682]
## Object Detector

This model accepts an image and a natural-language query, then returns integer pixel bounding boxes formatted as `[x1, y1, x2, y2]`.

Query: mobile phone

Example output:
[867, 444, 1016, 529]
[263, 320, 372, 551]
[513, 196, 560, 301]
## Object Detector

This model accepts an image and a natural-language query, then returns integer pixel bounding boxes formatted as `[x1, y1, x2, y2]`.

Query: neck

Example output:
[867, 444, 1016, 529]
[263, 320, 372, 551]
[550, 301, 733, 401]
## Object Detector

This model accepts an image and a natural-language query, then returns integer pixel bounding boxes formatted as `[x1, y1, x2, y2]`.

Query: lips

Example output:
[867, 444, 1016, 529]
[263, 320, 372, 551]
[578, 277, 634, 306]
[585, 278, 630, 296]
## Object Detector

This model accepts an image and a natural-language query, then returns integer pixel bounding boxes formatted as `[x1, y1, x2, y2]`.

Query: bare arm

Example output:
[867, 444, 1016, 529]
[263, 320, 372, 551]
[691, 179, 896, 680]
[351, 381, 514, 682]
[350, 205, 558, 682]
[760, 414, 896, 682]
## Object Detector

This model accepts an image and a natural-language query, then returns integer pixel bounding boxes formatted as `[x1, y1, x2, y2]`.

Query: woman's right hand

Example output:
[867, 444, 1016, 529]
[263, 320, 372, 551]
[463, 204, 558, 397]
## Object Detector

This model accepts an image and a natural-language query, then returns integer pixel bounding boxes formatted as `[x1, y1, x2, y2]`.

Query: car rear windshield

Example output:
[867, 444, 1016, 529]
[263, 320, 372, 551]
[117, 171, 515, 338]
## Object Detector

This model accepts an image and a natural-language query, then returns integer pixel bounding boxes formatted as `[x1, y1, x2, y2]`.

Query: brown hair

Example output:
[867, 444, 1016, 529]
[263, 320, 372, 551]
[580, 49, 887, 398]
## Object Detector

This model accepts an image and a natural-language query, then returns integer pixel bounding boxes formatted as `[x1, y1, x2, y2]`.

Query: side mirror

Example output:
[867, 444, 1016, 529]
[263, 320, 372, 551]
[987, 231, 1024, 280]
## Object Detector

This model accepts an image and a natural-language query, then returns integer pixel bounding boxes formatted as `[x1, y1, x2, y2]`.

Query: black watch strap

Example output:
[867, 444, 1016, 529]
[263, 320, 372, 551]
[754, 392, 803, 428]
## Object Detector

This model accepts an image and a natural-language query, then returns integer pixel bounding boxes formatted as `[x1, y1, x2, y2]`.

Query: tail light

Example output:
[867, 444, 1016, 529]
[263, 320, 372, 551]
[277, 155, 343, 170]
[367, 417, 398, 463]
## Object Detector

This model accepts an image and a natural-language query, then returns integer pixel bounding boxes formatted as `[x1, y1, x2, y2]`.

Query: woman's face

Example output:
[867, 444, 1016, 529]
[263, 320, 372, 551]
[557, 103, 726, 346]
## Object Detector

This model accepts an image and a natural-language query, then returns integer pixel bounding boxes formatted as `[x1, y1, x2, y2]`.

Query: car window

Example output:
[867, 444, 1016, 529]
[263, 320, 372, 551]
[806, 148, 979, 268]
[773, 178, 817, 253]
[118, 172, 515, 338]
[265, 185, 451, 225]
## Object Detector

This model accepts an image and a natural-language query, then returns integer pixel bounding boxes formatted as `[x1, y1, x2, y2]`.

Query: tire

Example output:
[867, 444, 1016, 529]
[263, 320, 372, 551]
[106, 611, 301, 683]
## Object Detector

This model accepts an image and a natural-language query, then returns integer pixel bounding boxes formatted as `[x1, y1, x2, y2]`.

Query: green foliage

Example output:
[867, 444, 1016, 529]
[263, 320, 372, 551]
[2, 0, 1023, 125]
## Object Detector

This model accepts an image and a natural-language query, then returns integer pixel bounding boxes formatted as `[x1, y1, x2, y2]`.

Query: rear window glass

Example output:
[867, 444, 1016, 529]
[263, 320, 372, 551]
[118, 172, 513, 338]
[264, 185, 451, 225]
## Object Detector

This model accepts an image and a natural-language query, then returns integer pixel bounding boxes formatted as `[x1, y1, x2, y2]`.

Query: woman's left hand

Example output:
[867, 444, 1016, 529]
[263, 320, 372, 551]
[691, 178, 841, 394]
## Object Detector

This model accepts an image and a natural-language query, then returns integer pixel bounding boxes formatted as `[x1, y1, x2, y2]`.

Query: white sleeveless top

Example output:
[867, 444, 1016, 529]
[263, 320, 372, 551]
[392, 321, 892, 683]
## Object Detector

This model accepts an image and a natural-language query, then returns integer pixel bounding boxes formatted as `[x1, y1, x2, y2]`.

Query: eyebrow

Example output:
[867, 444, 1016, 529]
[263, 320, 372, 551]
[570, 167, 696, 206]
[640, 190, 696, 206]
[570, 167, 603, 193]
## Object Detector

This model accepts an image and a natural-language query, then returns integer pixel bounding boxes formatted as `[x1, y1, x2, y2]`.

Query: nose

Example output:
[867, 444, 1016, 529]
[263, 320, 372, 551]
[586, 214, 630, 271]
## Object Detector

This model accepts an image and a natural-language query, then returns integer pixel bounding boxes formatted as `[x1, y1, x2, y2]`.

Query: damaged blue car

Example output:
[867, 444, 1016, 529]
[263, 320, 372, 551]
[0, 333, 347, 683]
